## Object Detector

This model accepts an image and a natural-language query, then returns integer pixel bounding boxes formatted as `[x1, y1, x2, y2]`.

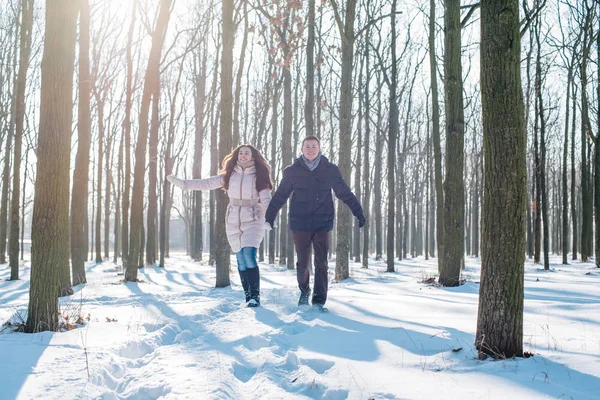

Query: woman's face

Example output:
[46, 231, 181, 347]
[238, 146, 254, 163]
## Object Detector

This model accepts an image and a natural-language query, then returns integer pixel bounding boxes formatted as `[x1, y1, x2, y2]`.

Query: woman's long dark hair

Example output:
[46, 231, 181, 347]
[218, 144, 273, 192]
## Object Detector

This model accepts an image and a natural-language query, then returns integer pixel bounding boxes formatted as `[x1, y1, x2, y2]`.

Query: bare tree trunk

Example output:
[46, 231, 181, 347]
[71, 0, 91, 285]
[562, 57, 573, 264]
[269, 79, 281, 265]
[232, 0, 248, 146]
[535, 19, 549, 270]
[439, 0, 465, 286]
[126, 0, 172, 281]
[104, 137, 112, 260]
[9, 0, 33, 280]
[362, 37, 371, 268]
[374, 74, 383, 260]
[20, 144, 29, 261]
[209, 28, 221, 265]
[429, 0, 443, 264]
[476, 0, 526, 358]
[122, 0, 137, 264]
[353, 51, 363, 262]
[335, 0, 357, 281]
[386, 0, 398, 273]
[472, 154, 480, 257]
[305, 0, 315, 138]
[192, 46, 207, 261]
[161, 60, 184, 268]
[595, 18, 600, 268]
[533, 66, 541, 264]
[95, 94, 104, 263]
[0, 10, 19, 266]
[115, 134, 121, 263]
[282, 66, 293, 269]
[146, 88, 159, 265]
[580, 6, 593, 262]
[215, 0, 234, 287]
[571, 79, 578, 260]
[26, 0, 77, 332]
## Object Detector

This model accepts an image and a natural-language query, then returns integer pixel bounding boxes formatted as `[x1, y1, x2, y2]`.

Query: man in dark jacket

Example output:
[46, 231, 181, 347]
[265, 136, 365, 309]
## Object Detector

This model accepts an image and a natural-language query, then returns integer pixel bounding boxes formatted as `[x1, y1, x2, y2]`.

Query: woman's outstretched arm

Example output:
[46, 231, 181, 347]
[167, 174, 224, 191]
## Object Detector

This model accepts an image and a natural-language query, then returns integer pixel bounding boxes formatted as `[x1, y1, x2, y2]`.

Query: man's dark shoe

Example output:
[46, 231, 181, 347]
[312, 303, 328, 312]
[298, 289, 311, 306]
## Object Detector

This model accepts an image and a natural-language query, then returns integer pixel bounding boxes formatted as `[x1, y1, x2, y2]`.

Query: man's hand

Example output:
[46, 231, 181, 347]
[357, 214, 366, 228]
[265, 220, 274, 230]
[167, 175, 185, 189]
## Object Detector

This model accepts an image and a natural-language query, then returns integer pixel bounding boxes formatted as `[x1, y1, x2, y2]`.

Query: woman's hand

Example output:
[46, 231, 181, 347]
[167, 175, 185, 189]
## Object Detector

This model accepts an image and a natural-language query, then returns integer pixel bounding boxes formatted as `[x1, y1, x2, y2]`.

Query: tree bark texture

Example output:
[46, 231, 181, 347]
[476, 0, 526, 358]
[126, 0, 171, 281]
[215, 0, 234, 287]
[71, 0, 91, 285]
[440, 0, 465, 286]
[9, 0, 34, 280]
[26, 0, 77, 332]
[335, 0, 356, 281]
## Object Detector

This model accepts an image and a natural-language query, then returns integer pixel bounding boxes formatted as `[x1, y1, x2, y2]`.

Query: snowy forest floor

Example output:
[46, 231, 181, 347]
[1, 251, 599, 400]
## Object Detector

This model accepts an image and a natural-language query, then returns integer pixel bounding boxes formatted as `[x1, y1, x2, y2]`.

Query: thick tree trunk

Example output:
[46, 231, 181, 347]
[335, 0, 357, 281]
[26, 0, 77, 332]
[440, 0, 465, 286]
[71, 0, 91, 285]
[126, 0, 171, 281]
[9, 0, 34, 280]
[215, 0, 234, 287]
[476, 0, 526, 358]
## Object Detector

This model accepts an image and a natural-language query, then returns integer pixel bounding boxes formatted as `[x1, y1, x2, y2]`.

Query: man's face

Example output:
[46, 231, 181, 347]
[302, 140, 320, 162]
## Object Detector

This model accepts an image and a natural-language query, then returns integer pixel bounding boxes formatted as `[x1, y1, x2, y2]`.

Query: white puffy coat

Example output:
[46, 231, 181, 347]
[181, 164, 271, 253]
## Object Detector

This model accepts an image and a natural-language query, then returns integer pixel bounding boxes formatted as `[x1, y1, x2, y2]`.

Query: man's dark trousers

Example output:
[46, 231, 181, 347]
[293, 230, 330, 305]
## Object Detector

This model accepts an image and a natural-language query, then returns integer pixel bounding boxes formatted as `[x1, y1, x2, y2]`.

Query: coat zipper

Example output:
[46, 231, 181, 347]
[238, 169, 244, 247]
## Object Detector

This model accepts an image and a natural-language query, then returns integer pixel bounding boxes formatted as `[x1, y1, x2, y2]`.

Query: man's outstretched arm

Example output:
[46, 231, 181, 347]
[331, 165, 365, 226]
[265, 169, 294, 228]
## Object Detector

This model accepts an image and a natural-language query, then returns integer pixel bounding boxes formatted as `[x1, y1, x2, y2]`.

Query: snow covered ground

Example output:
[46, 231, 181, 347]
[1, 252, 599, 399]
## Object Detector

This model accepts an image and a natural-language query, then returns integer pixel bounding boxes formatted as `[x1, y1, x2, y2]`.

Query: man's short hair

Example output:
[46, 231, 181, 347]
[302, 135, 320, 146]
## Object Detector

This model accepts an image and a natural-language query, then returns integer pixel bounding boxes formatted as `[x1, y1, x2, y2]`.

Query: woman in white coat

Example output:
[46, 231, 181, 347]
[167, 144, 272, 307]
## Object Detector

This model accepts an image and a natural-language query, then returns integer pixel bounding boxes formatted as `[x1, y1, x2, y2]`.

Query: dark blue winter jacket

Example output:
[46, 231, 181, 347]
[265, 155, 364, 232]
